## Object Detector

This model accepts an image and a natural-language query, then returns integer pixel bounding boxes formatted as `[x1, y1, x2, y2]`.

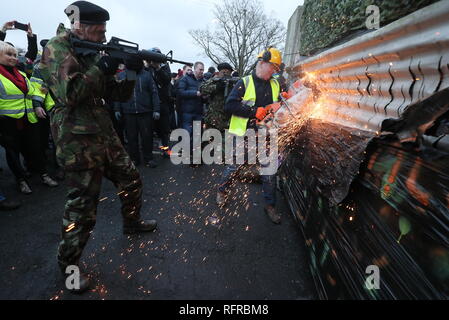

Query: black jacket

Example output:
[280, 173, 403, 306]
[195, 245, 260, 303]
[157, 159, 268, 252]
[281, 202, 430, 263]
[149, 64, 172, 104]
[114, 69, 160, 114]
[225, 71, 276, 119]
[176, 73, 205, 115]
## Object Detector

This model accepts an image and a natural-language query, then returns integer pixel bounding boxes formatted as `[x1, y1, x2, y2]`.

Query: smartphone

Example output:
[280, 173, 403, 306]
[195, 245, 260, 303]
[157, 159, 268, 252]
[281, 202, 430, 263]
[14, 22, 28, 31]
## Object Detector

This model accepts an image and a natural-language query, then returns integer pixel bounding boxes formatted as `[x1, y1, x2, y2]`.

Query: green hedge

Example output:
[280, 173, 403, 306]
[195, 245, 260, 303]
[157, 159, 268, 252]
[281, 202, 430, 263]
[300, 0, 440, 56]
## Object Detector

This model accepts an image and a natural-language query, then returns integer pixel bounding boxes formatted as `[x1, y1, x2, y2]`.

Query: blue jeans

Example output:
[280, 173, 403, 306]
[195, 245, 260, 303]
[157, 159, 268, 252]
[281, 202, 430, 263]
[182, 113, 203, 158]
[182, 113, 203, 136]
[218, 133, 277, 206]
[218, 163, 277, 206]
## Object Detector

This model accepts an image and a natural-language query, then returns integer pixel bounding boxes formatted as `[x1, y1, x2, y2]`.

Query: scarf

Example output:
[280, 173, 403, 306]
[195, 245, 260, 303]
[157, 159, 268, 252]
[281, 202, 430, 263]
[0, 64, 28, 95]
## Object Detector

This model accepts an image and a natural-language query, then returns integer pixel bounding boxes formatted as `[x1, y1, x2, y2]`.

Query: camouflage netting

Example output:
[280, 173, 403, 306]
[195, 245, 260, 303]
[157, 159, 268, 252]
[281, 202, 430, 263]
[300, 0, 440, 56]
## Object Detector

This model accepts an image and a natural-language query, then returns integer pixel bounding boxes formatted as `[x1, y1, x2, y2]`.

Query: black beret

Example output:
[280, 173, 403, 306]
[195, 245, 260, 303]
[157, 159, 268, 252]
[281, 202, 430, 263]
[217, 63, 233, 71]
[65, 1, 110, 25]
[40, 39, 49, 48]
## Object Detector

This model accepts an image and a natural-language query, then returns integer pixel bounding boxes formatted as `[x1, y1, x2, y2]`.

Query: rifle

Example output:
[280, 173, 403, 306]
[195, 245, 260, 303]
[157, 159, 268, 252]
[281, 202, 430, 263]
[211, 76, 241, 98]
[70, 36, 194, 79]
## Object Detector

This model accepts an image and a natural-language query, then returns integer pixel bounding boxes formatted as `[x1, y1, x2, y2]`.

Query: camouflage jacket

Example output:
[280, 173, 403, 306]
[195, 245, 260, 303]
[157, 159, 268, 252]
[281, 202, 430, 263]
[38, 24, 135, 143]
[200, 76, 237, 132]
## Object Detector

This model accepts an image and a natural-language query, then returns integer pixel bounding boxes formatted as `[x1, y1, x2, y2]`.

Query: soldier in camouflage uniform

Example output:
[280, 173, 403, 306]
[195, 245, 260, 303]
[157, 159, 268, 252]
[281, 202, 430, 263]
[39, 1, 157, 293]
[200, 63, 236, 133]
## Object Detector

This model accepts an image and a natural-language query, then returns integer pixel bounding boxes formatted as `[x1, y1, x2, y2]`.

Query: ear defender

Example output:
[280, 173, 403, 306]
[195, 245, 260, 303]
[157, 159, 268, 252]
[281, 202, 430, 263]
[262, 48, 272, 63]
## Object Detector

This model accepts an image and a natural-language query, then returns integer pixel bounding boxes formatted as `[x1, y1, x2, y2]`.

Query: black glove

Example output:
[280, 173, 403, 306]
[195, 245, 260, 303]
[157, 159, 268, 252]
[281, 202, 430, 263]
[124, 56, 144, 72]
[216, 79, 226, 90]
[96, 56, 119, 76]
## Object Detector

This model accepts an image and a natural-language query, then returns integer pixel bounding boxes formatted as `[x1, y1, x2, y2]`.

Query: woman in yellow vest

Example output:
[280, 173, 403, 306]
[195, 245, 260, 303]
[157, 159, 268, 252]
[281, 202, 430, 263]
[30, 69, 59, 177]
[217, 48, 282, 224]
[0, 41, 58, 194]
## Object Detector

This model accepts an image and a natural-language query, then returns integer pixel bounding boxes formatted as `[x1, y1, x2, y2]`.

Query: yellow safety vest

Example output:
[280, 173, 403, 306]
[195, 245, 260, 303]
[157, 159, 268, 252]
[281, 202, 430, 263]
[0, 71, 38, 123]
[228, 75, 280, 136]
[30, 77, 55, 112]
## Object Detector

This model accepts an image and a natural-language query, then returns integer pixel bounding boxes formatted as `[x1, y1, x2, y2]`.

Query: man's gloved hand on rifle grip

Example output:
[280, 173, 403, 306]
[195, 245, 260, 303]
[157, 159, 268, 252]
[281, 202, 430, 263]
[96, 56, 119, 76]
[125, 56, 144, 72]
[216, 79, 226, 90]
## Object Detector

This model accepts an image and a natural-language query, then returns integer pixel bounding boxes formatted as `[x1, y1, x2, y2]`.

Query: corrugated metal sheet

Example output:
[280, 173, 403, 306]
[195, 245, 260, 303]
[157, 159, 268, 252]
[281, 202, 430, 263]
[291, 0, 449, 133]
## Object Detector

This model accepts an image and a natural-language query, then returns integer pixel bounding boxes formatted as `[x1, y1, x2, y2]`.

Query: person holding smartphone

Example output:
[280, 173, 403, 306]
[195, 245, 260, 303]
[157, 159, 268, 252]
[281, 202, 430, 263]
[0, 21, 38, 63]
[0, 40, 59, 194]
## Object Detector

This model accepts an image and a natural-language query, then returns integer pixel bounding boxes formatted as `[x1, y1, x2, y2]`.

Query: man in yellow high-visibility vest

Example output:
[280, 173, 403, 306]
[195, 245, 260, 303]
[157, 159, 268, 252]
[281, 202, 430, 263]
[217, 48, 282, 224]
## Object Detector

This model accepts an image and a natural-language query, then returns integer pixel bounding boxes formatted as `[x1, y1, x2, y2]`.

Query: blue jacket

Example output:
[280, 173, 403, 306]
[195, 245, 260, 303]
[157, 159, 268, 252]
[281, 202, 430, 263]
[114, 69, 160, 114]
[176, 73, 204, 115]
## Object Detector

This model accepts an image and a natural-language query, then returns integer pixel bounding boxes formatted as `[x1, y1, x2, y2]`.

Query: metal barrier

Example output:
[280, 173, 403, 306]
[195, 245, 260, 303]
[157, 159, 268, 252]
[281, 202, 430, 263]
[291, 0, 449, 133]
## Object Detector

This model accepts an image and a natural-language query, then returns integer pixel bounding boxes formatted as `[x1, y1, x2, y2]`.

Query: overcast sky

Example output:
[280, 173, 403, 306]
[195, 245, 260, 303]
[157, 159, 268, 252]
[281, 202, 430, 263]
[0, 0, 303, 72]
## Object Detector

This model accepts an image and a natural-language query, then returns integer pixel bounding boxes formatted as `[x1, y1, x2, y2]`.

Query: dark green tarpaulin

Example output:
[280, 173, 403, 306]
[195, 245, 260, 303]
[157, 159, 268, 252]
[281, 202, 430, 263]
[280, 124, 449, 299]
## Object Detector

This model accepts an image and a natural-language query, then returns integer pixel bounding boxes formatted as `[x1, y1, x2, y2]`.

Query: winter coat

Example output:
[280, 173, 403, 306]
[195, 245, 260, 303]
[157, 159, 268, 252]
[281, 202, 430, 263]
[115, 69, 160, 114]
[176, 73, 204, 115]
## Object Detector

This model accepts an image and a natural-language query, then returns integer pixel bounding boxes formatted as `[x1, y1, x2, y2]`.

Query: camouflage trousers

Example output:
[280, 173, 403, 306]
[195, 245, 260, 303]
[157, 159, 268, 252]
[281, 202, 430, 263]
[57, 133, 142, 269]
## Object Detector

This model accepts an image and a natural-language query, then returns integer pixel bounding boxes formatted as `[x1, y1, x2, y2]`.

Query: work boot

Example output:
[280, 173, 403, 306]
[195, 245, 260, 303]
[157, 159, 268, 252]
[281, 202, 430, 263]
[216, 191, 227, 207]
[0, 198, 20, 211]
[264, 205, 281, 224]
[123, 219, 157, 235]
[41, 174, 59, 187]
[18, 180, 32, 195]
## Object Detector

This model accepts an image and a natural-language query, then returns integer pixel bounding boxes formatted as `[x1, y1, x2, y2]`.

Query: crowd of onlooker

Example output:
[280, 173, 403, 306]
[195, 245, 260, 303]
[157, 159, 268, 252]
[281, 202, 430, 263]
[0, 20, 241, 211]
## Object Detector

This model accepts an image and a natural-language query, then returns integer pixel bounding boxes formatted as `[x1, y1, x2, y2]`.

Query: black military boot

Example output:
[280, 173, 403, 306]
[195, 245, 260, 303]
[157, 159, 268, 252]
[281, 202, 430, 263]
[123, 219, 157, 235]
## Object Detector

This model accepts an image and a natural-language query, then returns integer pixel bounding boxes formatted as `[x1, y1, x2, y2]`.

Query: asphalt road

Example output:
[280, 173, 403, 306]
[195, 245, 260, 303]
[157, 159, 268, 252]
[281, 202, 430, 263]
[0, 148, 316, 300]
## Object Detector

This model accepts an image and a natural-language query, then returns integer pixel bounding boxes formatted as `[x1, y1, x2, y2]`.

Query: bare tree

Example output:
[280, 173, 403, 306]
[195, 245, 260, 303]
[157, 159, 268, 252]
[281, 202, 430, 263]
[189, 0, 286, 76]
